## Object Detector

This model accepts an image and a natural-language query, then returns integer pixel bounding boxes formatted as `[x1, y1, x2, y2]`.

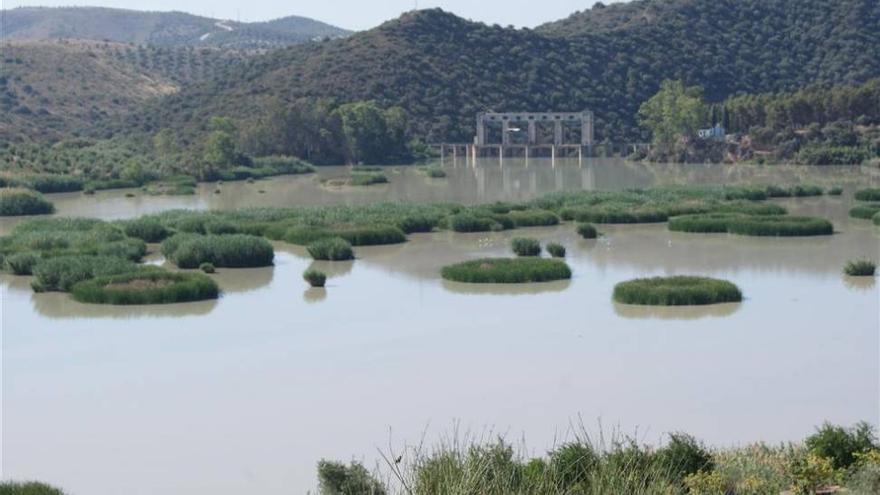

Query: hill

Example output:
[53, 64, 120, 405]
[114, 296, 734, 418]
[118, 0, 880, 150]
[0, 40, 248, 142]
[1, 7, 351, 49]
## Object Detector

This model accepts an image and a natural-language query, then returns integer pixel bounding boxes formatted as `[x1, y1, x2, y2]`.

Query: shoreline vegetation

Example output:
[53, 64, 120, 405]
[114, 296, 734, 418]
[0, 184, 858, 305]
[10, 421, 878, 495]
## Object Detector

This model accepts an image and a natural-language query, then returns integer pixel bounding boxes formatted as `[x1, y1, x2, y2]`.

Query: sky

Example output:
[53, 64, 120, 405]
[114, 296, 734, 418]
[2, 0, 622, 31]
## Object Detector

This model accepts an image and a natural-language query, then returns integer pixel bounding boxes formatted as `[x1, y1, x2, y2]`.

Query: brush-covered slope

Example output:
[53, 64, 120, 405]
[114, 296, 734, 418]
[1, 7, 350, 49]
[122, 0, 880, 146]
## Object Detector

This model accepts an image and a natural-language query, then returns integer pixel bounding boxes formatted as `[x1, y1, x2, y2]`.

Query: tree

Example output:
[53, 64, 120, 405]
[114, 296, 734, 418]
[201, 130, 236, 178]
[638, 80, 708, 153]
[335, 101, 391, 164]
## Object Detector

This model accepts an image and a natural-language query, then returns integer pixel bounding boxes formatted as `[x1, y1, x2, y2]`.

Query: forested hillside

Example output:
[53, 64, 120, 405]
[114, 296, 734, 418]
[0, 41, 249, 142]
[1, 7, 350, 48]
[119, 0, 880, 150]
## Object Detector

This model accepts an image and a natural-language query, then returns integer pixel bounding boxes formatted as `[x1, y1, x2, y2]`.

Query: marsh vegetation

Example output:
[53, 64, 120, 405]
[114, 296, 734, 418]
[613, 276, 743, 306]
[441, 258, 572, 284]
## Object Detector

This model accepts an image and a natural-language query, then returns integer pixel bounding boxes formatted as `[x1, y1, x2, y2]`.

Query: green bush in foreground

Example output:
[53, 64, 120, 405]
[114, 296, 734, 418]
[71, 269, 219, 305]
[511, 238, 541, 257]
[844, 260, 877, 277]
[162, 234, 274, 269]
[31, 255, 137, 292]
[0, 188, 55, 216]
[850, 203, 880, 220]
[441, 258, 572, 284]
[855, 188, 880, 202]
[303, 269, 327, 288]
[317, 460, 386, 495]
[307, 237, 354, 261]
[0, 481, 65, 495]
[547, 243, 566, 258]
[806, 422, 878, 470]
[577, 223, 598, 239]
[613, 276, 743, 306]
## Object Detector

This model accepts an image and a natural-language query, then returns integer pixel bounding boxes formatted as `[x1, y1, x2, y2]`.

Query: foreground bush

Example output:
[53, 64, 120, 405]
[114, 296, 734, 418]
[613, 276, 743, 306]
[317, 460, 386, 495]
[0, 481, 66, 495]
[547, 243, 566, 258]
[511, 238, 541, 257]
[805, 422, 879, 470]
[850, 203, 880, 220]
[31, 255, 137, 292]
[0, 188, 55, 216]
[441, 258, 572, 284]
[855, 188, 880, 201]
[577, 223, 599, 239]
[844, 260, 877, 277]
[307, 237, 354, 261]
[162, 234, 274, 268]
[303, 269, 327, 287]
[71, 269, 219, 305]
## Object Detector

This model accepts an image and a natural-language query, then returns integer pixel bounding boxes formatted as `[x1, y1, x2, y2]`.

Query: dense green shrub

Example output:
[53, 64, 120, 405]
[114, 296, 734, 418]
[726, 216, 834, 236]
[317, 460, 386, 495]
[828, 186, 844, 196]
[855, 188, 880, 201]
[307, 237, 354, 261]
[0, 174, 84, 193]
[0, 481, 66, 495]
[797, 145, 870, 165]
[668, 214, 739, 233]
[511, 238, 542, 257]
[844, 260, 876, 277]
[0, 188, 55, 216]
[450, 213, 498, 232]
[805, 422, 878, 470]
[303, 268, 327, 287]
[561, 206, 668, 224]
[850, 204, 880, 220]
[398, 214, 439, 234]
[791, 184, 825, 197]
[441, 258, 572, 284]
[162, 234, 274, 268]
[200, 262, 216, 274]
[285, 225, 405, 246]
[31, 255, 137, 292]
[654, 433, 714, 482]
[577, 223, 598, 239]
[121, 218, 170, 242]
[549, 443, 599, 487]
[350, 172, 389, 186]
[710, 201, 786, 216]
[5, 252, 41, 275]
[613, 276, 743, 306]
[506, 209, 560, 227]
[423, 166, 447, 178]
[547, 243, 566, 258]
[71, 269, 219, 305]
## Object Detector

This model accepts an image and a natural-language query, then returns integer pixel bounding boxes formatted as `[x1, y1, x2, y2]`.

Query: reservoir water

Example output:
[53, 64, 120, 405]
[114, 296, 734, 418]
[2, 159, 878, 494]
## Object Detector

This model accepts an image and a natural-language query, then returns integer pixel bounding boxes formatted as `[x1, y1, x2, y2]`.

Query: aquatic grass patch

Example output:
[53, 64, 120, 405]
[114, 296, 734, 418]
[855, 189, 880, 202]
[5, 251, 41, 275]
[561, 205, 668, 224]
[285, 225, 405, 246]
[422, 166, 447, 178]
[547, 243, 566, 258]
[844, 260, 877, 277]
[709, 201, 787, 216]
[71, 269, 219, 305]
[828, 186, 844, 196]
[397, 214, 440, 234]
[120, 218, 170, 242]
[791, 184, 825, 197]
[200, 262, 216, 274]
[450, 213, 499, 232]
[577, 223, 599, 239]
[161, 234, 274, 269]
[441, 258, 572, 284]
[850, 203, 880, 220]
[31, 255, 138, 292]
[511, 238, 541, 257]
[0, 188, 55, 216]
[307, 237, 354, 261]
[0, 173, 85, 193]
[505, 209, 559, 227]
[726, 215, 833, 237]
[350, 172, 389, 186]
[613, 276, 743, 306]
[668, 214, 740, 233]
[303, 268, 327, 287]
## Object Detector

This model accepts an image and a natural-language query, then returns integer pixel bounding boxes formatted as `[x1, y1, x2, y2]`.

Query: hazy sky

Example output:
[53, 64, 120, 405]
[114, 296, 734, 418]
[3, 0, 621, 31]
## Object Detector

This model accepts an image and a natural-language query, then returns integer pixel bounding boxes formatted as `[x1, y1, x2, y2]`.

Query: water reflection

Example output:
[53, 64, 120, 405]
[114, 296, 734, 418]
[30, 292, 219, 320]
[303, 287, 328, 304]
[843, 276, 877, 292]
[306, 260, 355, 278]
[613, 302, 743, 320]
[441, 279, 572, 296]
[208, 266, 275, 294]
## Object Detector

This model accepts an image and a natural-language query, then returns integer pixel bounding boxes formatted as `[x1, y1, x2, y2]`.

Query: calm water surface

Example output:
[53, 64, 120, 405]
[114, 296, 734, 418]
[1, 159, 878, 494]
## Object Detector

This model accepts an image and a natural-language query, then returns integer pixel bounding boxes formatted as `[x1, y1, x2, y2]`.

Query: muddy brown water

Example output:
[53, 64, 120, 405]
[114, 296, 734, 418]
[1, 159, 878, 494]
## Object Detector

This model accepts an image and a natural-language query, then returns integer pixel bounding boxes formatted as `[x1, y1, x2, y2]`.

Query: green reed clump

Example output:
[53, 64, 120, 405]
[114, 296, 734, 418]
[285, 225, 406, 246]
[317, 460, 386, 495]
[422, 167, 447, 178]
[511, 238, 542, 257]
[71, 269, 219, 305]
[547, 243, 566, 258]
[844, 260, 877, 277]
[791, 185, 825, 197]
[855, 188, 880, 201]
[828, 186, 844, 196]
[398, 214, 440, 234]
[121, 218, 170, 242]
[200, 262, 216, 274]
[850, 203, 880, 220]
[307, 237, 354, 261]
[765, 185, 793, 198]
[450, 213, 499, 232]
[351, 165, 383, 172]
[5, 251, 41, 275]
[577, 223, 599, 239]
[441, 258, 571, 284]
[350, 172, 389, 186]
[162, 234, 274, 268]
[0, 481, 66, 495]
[0, 188, 55, 216]
[31, 255, 137, 292]
[303, 268, 327, 288]
[0, 173, 85, 193]
[505, 209, 560, 227]
[710, 201, 787, 216]
[561, 205, 668, 224]
[613, 276, 743, 306]
[668, 214, 739, 233]
[727, 215, 833, 236]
